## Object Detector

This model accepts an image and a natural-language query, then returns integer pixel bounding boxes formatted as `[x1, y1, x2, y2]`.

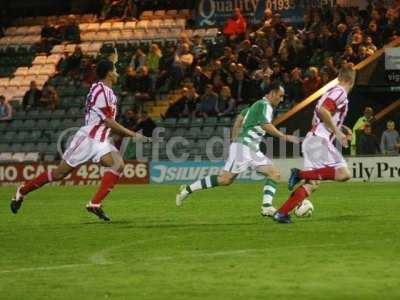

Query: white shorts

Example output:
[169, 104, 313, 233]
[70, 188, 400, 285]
[223, 142, 272, 174]
[302, 133, 347, 170]
[63, 129, 118, 167]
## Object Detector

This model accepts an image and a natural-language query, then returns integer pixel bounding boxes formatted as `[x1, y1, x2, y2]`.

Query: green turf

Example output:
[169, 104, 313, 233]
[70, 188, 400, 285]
[1, 182, 400, 300]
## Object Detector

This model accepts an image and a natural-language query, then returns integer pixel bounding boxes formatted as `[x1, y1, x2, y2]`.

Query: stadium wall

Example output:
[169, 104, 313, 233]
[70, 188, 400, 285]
[1, 157, 399, 186]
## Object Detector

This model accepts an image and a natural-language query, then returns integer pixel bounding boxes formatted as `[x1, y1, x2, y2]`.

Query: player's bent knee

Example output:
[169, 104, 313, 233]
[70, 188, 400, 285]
[218, 175, 234, 186]
[115, 160, 125, 173]
[336, 168, 352, 182]
[269, 171, 281, 182]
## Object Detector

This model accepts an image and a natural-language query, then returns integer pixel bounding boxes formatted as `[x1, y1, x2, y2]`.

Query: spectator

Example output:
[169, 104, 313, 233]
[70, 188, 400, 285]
[173, 42, 194, 86]
[135, 110, 156, 137]
[191, 35, 208, 63]
[363, 35, 378, 53]
[39, 83, 59, 111]
[357, 124, 380, 155]
[147, 43, 162, 91]
[120, 108, 138, 130]
[223, 7, 247, 41]
[271, 13, 287, 38]
[302, 67, 322, 97]
[130, 48, 147, 72]
[165, 87, 189, 119]
[66, 45, 83, 76]
[336, 23, 349, 52]
[134, 66, 152, 103]
[366, 21, 383, 47]
[64, 15, 80, 43]
[147, 43, 162, 74]
[278, 26, 304, 59]
[0, 95, 12, 121]
[182, 85, 199, 118]
[215, 86, 236, 117]
[342, 45, 358, 64]
[81, 57, 97, 86]
[39, 20, 57, 52]
[123, 66, 137, 94]
[192, 66, 209, 95]
[381, 120, 400, 155]
[197, 84, 218, 117]
[351, 107, 375, 155]
[23, 81, 42, 111]
[321, 57, 338, 80]
[231, 69, 251, 104]
[286, 68, 304, 103]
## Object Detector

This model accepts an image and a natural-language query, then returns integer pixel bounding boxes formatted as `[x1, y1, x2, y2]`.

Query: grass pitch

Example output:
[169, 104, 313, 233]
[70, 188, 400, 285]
[1, 182, 400, 300]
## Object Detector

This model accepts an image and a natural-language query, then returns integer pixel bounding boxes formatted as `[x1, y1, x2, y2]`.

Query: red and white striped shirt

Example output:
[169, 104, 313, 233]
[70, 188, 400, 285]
[310, 85, 348, 142]
[82, 82, 117, 142]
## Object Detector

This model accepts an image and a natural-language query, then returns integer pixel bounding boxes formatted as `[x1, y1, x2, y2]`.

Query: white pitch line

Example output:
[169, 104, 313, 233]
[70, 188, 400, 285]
[0, 262, 112, 274]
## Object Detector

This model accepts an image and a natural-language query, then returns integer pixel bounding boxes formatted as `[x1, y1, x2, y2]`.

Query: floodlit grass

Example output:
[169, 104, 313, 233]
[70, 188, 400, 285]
[1, 182, 399, 299]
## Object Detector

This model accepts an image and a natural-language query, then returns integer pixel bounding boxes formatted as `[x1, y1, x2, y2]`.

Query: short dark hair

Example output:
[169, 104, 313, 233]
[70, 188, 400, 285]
[96, 59, 114, 80]
[269, 81, 283, 93]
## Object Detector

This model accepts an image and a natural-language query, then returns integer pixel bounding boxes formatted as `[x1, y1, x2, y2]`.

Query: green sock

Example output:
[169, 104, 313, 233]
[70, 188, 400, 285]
[263, 178, 277, 207]
[187, 175, 219, 193]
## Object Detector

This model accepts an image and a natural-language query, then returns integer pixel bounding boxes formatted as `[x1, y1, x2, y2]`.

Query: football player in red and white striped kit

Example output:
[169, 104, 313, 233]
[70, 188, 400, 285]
[10, 55, 151, 221]
[274, 64, 356, 223]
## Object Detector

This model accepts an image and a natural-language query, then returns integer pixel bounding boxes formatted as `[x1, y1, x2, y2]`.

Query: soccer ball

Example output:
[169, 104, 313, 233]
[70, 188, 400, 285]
[294, 199, 314, 218]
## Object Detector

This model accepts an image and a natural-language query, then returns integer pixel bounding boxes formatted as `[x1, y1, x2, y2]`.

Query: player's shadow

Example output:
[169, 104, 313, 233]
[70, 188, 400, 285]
[312, 214, 369, 222]
[80, 220, 260, 228]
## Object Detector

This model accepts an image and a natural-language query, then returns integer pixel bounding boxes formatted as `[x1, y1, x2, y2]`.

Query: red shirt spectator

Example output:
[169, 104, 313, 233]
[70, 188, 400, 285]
[223, 8, 247, 36]
[303, 67, 322, 97]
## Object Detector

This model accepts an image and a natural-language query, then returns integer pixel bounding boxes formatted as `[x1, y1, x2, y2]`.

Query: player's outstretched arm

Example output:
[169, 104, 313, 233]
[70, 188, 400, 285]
[318, 107, 348, 147]
[231, 114, 244, 142]
[105, 118, 151, 142]
[262, 123, 300, 144]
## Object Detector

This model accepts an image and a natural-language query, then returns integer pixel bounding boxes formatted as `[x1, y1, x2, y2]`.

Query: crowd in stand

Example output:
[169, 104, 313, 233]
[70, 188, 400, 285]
[37, 15, 81, 52]
[20, 80, 59, 112]
[134, 2, 399, 120]
[351, 107, 400, 156]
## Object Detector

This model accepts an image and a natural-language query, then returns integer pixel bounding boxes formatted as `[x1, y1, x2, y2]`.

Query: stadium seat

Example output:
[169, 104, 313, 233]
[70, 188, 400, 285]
[0, 152, 12, 162]
[22, 119, 36, 130]
[43, 154, 56, 162]
[24, 152, 40, 162]
[86, 23, 100, 32]
[141, 11, 154, 20]
[37, 119, 50, 130]
[99, 22, 112, 31]
[124, 21, 136, 30]
[51, 109, 66, 119]
[166, 10, 178, 17]
[176, 118, 190, 127]
[204, 117, 218, 126]
[32, 55, 47, 65]
[21, 143, 36, 153]
[9, 143, 23, 153]
[136, 20, 149, 30]
[200, 126, 215, 138]
[49, 119, 62, 130]
[27, 130, 43, 143]
[191, 117, 204, 127]
[13, 110, 26, 120]
[3, 131, 16, 143]
[11, 152, 26, 162]
[10, 120, 24, 130]
[14, 67, 29, 76]
[44, 143, 58, 154]
[187, 127, 201, 138]
[112, 22, 124, 31]
[79, 23, 90, 31]
[26, 109, 40, 119]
